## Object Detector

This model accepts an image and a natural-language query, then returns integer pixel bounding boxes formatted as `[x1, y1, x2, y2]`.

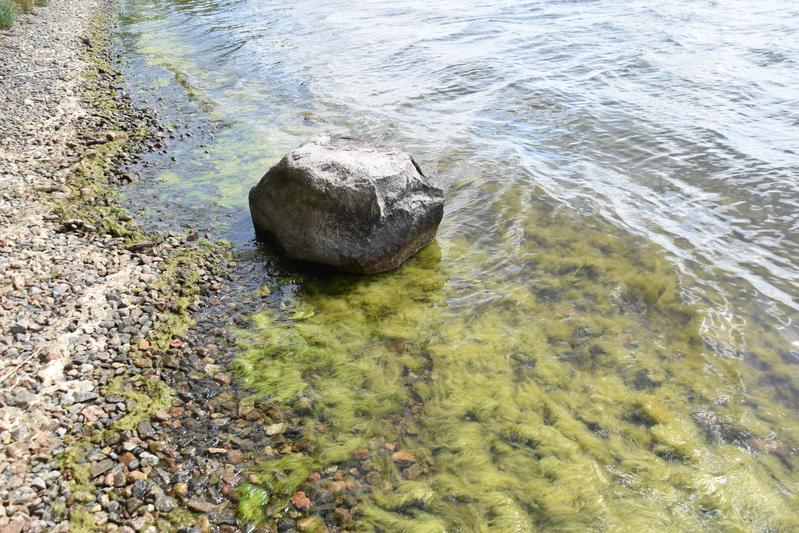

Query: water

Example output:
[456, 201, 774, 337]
[116, 0, 799, 530]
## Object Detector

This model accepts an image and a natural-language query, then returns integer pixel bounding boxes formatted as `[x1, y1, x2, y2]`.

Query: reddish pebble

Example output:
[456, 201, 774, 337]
[308, 472, 321, 482]
[354, 449, 369, 460]
[291, 491, 311, 510]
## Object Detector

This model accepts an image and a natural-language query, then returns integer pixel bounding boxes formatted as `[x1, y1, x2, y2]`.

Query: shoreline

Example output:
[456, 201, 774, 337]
[0, 1, 259, 532]
[3, 1, 799, 532]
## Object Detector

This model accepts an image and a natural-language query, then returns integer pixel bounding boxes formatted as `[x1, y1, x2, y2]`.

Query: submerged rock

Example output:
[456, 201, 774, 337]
[249, 135, 444, 273]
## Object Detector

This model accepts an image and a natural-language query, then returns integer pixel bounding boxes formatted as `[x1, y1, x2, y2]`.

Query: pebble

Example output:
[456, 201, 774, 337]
[291, 491, 311, 510]
[138, 452, 158, 468]
[265, 423, 287, 436]
[90, 459, 115, 478]
[391, 450, 416, 463]
[186, 500, 215, 514]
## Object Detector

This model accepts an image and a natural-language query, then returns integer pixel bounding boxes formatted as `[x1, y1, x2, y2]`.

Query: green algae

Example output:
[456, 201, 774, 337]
[59, 375, 175, 530]
[115, 3, 799, 530]
[237, 483, 271, 524]
[235, 192, 799, 531]
[55, 16, 227, 532]
[105, 375, 174, 432]
[145, 237, 230, 351]
[53, 13, 150, 242]
[69, 508, 98, 533]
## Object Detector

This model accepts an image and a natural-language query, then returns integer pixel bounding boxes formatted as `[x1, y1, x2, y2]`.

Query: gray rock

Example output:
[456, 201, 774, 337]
[249, 135, 444, 274]
[138, 452, 158, 467]
[125, 497, 143, 514]
[90, 459, 115, 478]
[154, 494, 175, 514]
[131, 480, 152, 500]
[136, 420, 156, 440]
[9, 387, 35, 408]
[69, 391, 98, 404]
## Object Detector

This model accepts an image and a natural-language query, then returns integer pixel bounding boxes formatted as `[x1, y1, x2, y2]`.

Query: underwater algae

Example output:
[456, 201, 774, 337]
[235, 190, 799, 532]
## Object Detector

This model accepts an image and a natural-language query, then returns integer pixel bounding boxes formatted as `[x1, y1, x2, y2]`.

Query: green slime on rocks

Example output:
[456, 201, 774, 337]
[236, 190, 799, 531]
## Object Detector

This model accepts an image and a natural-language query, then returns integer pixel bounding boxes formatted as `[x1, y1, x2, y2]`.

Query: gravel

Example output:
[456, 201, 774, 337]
[0, 0, 143, 530]
[1, 0, 362, 531]
[0, 1, 244, 531]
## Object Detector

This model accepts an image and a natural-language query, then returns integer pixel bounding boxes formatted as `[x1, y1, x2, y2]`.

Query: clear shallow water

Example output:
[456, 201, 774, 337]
[117, 0, 799, 530]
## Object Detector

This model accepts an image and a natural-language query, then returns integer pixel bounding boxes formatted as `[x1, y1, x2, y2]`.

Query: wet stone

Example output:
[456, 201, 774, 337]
[185, 499, 214, 513]
[131, 479, 152, 500]
[125, 497, 143, 514]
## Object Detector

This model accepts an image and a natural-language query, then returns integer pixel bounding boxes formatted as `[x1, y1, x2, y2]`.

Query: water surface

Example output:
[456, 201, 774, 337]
[117, 0, 799, 530]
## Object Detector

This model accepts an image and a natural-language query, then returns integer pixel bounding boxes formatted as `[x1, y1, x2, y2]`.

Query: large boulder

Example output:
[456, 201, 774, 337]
[249, 136, 444, 274]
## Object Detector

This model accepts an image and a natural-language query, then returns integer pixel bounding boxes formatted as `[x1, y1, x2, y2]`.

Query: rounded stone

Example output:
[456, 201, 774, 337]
[249, 135, 444, 274]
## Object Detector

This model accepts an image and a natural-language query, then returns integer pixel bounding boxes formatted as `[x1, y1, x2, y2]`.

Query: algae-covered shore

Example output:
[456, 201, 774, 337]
[0, 1, 250, 531]
[2, 0, 799, 532]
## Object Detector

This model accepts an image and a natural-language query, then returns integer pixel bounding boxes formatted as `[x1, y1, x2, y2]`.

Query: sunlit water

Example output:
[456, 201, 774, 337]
[117, 0, 799, 530]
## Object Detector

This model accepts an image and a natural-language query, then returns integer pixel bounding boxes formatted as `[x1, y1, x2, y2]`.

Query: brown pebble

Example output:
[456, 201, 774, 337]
[129, 470, 148, 481]
[402, 463, 423, 480]
[335, 507, 352, 524]
[391, 450, 415, 463]
[221, 484, 238, 500]
[186, 499, 215, 513]
[297, 516, 324, 532]
[227, 449, 244, 464]
[328, 480, 358, 494]
[279, 443, 293, 454]
[172, 482, 188, 496]
[196, 515, 212, 533]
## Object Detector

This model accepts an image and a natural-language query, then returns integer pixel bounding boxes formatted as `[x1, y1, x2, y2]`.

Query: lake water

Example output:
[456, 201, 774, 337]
[117, 0, 799, 530]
